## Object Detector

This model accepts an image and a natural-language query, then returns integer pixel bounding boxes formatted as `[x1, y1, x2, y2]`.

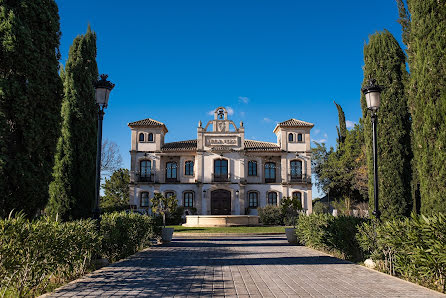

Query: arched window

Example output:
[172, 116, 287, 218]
[264, 162, 276, 183]
[139, 133, 145, 142]
[248, 192, 258, 208]
[148, 133, 154, 142]
[297, 133, 303, 142]
[185, 161, 194, 176]
[292, 191, 302, 201]
[214, 159, 228, 181]
[141, 192, 150, 207]
[140, 160, 152, 181]
[290, 160, 303, 179]
[248, 161, 257, 176]
[184, 192, 194, 207]
[165, 191, 175, 198]
[166, 162, 177, 181]
[267, 192, 278, 205]
[288, 133, 294, 142]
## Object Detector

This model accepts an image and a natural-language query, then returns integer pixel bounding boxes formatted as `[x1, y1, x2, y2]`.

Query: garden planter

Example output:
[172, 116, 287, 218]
[285, 228, 298, 244]
[161, 227, 174, 242]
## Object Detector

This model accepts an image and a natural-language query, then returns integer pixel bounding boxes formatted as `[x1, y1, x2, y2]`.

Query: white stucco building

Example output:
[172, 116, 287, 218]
[128, 107, 313, 215]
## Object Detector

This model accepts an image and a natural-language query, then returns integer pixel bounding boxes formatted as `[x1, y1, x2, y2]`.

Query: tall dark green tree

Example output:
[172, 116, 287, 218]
[334, 101, 347, 146]
[361, 30, 412, 219]
[0, 0, 63, 217]
[101, 168, 130, 213]
[397, 0, 446, 214]
[46, 26, 98, 220]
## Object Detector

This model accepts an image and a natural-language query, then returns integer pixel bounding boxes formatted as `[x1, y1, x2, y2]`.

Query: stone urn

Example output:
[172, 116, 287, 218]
[285, 228, 298, 244]
[161, 227, 174, 243]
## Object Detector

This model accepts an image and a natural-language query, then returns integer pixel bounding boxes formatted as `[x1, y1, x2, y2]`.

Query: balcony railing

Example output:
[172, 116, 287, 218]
[136, 173, 154, 183]
[213, 173, 229, 182]
[289, 174, 312, 183]
[165, 177, 179, 183]
[265, 177, 276, 183]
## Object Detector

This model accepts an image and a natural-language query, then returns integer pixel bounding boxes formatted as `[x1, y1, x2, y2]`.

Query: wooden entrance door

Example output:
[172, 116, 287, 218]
[211, 189, 231, 215]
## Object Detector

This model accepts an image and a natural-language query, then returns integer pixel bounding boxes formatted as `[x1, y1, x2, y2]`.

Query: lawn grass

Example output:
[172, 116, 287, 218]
[167, 225, 289, 234]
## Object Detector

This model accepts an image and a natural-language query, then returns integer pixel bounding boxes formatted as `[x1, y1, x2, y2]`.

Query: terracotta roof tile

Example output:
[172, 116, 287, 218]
[162, 140, 197, 151]
[128, 118, 166, 127]
[244, 139, 281, 151]
[277, 118, 314, 128]
[159, 139, 282, 152]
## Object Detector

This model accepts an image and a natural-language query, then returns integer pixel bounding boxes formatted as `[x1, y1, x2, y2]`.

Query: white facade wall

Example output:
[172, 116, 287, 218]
[128, 107, 313, 215]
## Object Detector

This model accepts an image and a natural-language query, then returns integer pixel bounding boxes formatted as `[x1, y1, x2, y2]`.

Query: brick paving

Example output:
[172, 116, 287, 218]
[47, 235, 444, 297]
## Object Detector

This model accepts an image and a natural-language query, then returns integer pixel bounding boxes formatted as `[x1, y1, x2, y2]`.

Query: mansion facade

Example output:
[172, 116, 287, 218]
[128, 107, 313, 215]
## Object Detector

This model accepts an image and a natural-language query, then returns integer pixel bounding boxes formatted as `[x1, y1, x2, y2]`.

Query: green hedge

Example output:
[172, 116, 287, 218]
[295, 213, 445, 293]
[101, 211, 161, 262]
[356, 214, 446, 293]
[257, 205, 284, 225]
[0, 211, 160, 297]
[295, 213, 365, 261]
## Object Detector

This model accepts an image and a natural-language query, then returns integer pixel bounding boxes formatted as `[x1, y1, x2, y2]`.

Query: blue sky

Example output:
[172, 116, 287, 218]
[56, 0, 405, 198]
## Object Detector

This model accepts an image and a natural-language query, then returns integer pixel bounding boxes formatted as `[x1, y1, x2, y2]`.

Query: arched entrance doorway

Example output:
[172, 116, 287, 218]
[211, 189, 231, 215]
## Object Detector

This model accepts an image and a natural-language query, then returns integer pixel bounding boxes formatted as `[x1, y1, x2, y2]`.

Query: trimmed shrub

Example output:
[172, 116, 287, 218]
[101, 211, 161, 262]
[0, 213, 100, 297]
[0, 211, 161, 296]
[357, 214, 446, 293]
[257, 205, 283, 225]
[295, 213, 365, 261]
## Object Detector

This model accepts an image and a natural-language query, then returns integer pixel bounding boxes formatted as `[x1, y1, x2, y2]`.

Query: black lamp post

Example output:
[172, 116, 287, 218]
[93, 74, 115, 227]
[362, 78, 382, 220]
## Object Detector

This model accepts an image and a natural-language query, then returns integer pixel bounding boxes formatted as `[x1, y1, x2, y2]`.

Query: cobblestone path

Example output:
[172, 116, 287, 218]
[47, 235, 444, 297]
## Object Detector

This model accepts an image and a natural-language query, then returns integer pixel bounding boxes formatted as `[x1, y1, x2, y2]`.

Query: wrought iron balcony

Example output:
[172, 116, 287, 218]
[135, 172, 154, 183]
[265, 177, 277, 183]
[213, 173, 229, 182]
[289, 174, 311, 183]
[165, 177, 179, 183]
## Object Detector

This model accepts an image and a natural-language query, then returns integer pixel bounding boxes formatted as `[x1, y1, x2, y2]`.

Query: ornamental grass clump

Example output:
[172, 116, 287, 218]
[357, 213, 446, 293]
[0, 213, 100, 297]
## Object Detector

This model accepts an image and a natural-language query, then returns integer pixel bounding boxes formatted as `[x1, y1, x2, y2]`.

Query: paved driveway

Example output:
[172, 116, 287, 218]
[47, 235, 443, 297]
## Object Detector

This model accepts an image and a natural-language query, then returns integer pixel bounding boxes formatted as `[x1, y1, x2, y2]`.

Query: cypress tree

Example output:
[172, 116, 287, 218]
[361, 30, 412, 219]
[334, 101, 347, 146]
[0, 0, 63, 217]
[47, 26, 98, 220]
[398, 0, 446, 214]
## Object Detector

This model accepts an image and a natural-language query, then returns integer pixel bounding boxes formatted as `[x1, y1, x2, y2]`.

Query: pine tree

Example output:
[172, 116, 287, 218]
[361, 30, 412, 219]
[334, 101, 347, 146]
[397, 0, 446, 214]
[0, 0, 63, 217]
[101, 168, 130, 213]
[47, 26, 98, 220]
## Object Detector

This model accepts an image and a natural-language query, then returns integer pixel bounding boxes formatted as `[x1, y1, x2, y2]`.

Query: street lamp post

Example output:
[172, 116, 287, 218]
[362, 78, 382, 220]
[93, 74, 115, 228]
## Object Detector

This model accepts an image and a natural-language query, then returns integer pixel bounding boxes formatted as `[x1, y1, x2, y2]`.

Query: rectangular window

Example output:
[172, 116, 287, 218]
[248, 192, 258, 208]
[265, 162, 276, 183]
[166, 162, 177, 180]
[184, 192, 194, 207]
[297, 133, 303, 142]
[248, 161, 257, 176]
[141, 192, 150, 207]
[267, 192, 278, 205]
[185, 161, 194, 176]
